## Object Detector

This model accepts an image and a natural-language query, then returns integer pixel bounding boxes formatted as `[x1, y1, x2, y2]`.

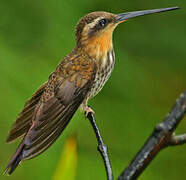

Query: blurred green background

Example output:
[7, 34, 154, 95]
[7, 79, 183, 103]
[0, 0, 186, 179]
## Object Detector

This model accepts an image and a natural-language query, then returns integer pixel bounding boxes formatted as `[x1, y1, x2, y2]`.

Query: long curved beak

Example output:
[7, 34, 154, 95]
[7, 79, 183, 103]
[115, 7, 179, 23]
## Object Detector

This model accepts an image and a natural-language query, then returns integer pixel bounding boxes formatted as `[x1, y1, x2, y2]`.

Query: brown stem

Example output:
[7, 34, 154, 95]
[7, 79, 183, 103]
[118, 91, 186, 180]
[169, 134, 186, 146]
[86, 112, 113, 180]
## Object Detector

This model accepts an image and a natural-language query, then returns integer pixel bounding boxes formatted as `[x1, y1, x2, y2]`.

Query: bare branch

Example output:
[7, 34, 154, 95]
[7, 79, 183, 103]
[169, 134, 186, 146]
[118, 91, 186, 180]
[86, 112, 113, 180]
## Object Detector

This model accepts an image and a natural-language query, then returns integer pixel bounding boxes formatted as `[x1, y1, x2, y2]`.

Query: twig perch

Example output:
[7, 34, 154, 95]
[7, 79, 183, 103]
[85, 91, 186, 180]
[86, 112, 113, 180]
[118, 91, 186, 180]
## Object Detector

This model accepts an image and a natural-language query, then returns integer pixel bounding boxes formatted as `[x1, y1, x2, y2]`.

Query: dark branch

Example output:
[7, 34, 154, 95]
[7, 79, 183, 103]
[86, 112, 113, 180]
[169, 134, 186, 146]
[118, 91, 186, 180]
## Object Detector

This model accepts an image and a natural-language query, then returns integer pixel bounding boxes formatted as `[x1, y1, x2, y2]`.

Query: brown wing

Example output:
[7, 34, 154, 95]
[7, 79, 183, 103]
[21, 60, 96, 160]
[6, 82, 47, 143]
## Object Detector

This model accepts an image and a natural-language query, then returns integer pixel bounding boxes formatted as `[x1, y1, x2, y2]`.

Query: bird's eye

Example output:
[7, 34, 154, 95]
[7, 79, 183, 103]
[99, 18, 107, 27]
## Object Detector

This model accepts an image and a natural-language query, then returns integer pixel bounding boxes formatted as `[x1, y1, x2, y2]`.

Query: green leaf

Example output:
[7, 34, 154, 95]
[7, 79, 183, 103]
[52, 135, 78, 180]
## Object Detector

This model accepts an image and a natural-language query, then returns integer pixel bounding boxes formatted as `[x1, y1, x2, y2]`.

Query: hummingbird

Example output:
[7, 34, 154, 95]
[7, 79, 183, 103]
[5, 7, 179, 174]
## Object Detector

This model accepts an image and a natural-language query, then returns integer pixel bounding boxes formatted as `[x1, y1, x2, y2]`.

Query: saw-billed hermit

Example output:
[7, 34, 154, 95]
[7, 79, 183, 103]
[5, 7, 179, 174]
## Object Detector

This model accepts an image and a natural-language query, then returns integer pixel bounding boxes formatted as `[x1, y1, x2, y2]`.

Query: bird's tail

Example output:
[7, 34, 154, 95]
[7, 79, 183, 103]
[4, 140, 25, 175]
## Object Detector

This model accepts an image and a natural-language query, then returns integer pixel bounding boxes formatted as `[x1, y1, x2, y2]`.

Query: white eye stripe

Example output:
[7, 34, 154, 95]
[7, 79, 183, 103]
[87, 17, 105, 28]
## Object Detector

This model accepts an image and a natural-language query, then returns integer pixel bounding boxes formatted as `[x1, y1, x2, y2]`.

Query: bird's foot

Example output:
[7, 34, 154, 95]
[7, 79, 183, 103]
[84, 106, 95, 118]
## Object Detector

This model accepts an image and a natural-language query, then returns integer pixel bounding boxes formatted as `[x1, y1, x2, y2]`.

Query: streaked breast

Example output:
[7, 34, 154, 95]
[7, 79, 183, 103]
[89, 49, 115, 98]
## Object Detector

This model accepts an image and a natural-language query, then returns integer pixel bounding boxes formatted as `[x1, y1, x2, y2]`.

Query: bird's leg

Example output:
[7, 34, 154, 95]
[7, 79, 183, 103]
[81, 99, 95, 117]
[84, 106, 95, 117]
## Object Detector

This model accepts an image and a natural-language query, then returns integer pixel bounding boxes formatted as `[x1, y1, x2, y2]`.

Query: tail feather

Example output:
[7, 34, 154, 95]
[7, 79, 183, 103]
[4, 142, 25, 175]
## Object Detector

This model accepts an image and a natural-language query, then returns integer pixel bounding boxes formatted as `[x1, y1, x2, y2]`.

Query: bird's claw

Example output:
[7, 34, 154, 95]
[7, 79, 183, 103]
[84, 106, 95, 118]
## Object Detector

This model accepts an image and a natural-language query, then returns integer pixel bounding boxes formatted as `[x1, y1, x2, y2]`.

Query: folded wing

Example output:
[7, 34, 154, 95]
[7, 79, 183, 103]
[5, 58, 96, 174]
[23, 74, 92, 159]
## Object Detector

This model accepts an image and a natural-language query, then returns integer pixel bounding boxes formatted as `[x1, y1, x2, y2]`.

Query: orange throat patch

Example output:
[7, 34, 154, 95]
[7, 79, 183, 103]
[83, 28, 114, 63]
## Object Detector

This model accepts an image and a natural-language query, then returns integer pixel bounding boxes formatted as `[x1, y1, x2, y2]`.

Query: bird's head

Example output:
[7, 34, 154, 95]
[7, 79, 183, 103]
[75, 7, 179, 58]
